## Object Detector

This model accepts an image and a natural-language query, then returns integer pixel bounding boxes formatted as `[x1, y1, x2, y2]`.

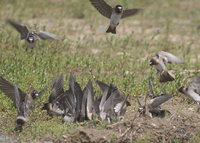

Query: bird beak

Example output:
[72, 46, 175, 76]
[118, 7, 122, 10]
[35, 93, 39, 97]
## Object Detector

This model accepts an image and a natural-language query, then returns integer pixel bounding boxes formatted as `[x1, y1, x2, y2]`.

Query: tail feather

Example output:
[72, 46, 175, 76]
[160, 71, 174, 83]
[106, 26, 116, 34]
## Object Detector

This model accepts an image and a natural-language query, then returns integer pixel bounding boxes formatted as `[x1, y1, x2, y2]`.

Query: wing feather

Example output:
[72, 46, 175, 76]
[6, 19, 29, 39]
[89, 0, 112, 19]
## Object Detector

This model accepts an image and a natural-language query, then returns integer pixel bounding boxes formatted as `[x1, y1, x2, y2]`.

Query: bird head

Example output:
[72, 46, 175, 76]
[125, 100, 131, 106]
[149, 58, 158, 65]
[178, 86, 185, 94]
[115, 5, 123, 13]
[28, 36, 34, 43]
[42, 103, 50, 110]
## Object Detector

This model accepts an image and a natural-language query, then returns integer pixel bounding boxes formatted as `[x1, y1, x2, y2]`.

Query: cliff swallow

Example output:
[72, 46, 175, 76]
[0, 76, 49, 112]
[99, 87, 116, 122]
[14, 83, 33, 131]
[89, 0, 141, 34]
[79, 79, 99, 122]
[137, 94, 172, 118]
[96, 80, 131, 113]
[6, 19, 60, 52]
[149, 51, 185, 82]
[62, 72, 85, 123]
[42, 74, 65, 117]
[63, 80, 83, 123]
[96, 80, 130, 121]
[86, 80, 96, 120]
[179, 75, 200, 112]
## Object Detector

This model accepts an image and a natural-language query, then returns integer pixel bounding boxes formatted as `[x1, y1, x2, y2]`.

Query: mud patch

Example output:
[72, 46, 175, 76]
[39, 107, 200, 143]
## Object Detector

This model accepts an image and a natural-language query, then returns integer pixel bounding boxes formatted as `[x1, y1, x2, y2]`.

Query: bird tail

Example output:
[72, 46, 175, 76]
[160, 71, 174, 83]
[106, 26, 116, 34]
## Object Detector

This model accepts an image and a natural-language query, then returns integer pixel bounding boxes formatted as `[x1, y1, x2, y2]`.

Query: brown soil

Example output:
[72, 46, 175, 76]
[39, 97, 200, 143]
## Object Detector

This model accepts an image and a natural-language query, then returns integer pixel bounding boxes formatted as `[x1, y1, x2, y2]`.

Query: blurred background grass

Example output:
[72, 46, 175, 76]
[0, 0, 200, 141]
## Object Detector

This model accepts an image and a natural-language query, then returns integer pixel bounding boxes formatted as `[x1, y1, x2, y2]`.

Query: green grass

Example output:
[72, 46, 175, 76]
[0, 0, 200, 142]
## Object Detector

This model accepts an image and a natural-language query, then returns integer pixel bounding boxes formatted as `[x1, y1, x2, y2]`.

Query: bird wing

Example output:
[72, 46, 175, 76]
[89, 0, 112, 19]
[14, 83, 21, 115]
[49, 74, 64, 103]
[188, 75, 200, 94]
[99, 87, 109, 110]
[136, 97, 142, 107]
[32, 30, 60, 40]
[79, 86, 88, 122]
[159, 51, 185, 64]
[147, 94, 172, 108]
[0, 76, 26, 103]
[86, 80, 95, 120]
[117, 94, 129, 117]
[74, 82, 83, 121]
[96, 80, 110, 93]
[148, 78, 155, 98]
[102, 90, 116, 117]
[6, 19, 29, 39]
[94, 96, 100, 115]
[122, 8, 141, 19]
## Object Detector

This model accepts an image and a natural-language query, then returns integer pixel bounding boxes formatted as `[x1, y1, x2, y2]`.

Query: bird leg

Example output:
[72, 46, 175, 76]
[31, 106, 35, 115]
[30, 48, 34, 53]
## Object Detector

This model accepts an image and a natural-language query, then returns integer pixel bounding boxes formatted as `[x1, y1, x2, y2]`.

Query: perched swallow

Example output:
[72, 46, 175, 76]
[96, 80, 131, 114]
[97, 80, 130, 121]
[62, 72, 85, 123]
[6, 19, 60, 52]
[0, 76, 49, 112]
[85, 80, 95, 120]
[63, 81, 83, 123]
[79, 79, 99, 122]
[116, 94, 130, 120]
[149, 51, 185, 82]
[137, 94, 172, 118]
[99, 87, 116, 122]
[179, 75, 200, 112]
[89, 0, 141, 34]
[42, 74, 65, 117]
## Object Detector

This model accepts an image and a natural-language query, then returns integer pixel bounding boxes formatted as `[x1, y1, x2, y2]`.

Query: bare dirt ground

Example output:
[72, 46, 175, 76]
[39, 96, 200, 143]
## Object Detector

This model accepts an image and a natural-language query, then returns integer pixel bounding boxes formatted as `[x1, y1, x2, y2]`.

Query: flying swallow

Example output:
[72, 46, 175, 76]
[0, 76, 49, 112]
[137, 94, 172, 118]
[179, 75, 200, 112]
[149, 51, 185, 83]
[42, 74, 65, 117]
[6, 19, 60, 52]
[14, 83, 34, 131]
[89, 0, 141, 34]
